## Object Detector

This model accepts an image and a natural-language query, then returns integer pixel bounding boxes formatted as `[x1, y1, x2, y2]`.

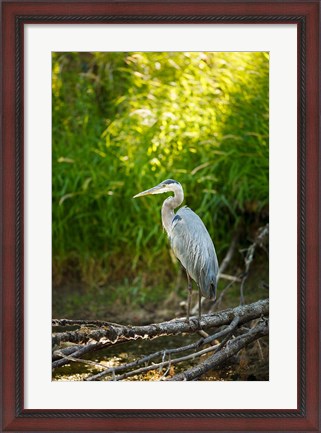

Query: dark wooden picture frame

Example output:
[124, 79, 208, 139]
[1, 1, 320, 432]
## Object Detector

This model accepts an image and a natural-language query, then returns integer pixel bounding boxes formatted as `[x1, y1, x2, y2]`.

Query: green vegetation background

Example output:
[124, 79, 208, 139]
[52, 52, 269, 320]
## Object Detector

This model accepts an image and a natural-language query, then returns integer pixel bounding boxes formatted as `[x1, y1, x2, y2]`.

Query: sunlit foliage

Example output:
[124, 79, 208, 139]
[52, 52, 269, 288]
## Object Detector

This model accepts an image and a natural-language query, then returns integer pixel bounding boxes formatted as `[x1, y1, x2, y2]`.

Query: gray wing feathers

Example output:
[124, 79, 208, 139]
[170, 207, 218, 299]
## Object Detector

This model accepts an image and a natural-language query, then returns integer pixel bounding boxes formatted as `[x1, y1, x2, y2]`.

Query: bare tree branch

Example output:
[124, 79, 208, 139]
[52, 342, 104, 369]
[218, 229, 240, 276]
[168, 319, 268, 381]
[240, 224, 269, 305]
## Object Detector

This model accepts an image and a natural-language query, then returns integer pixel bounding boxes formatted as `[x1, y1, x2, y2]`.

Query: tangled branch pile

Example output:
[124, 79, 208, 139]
[52, 298, 268, 381]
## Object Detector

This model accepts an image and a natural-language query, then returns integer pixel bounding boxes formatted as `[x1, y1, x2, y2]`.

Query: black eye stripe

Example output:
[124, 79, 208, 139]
[162, 179, 179, 185]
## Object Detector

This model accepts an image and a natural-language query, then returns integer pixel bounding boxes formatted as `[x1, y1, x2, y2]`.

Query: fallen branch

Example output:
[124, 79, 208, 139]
[52, 299, 268, 348]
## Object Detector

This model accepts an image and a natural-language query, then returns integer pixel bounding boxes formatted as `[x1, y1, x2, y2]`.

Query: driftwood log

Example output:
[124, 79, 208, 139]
[52, 298, 269, 381]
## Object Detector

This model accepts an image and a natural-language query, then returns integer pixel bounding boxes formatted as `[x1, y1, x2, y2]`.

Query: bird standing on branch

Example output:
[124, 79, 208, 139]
[133, 179, 219, 321]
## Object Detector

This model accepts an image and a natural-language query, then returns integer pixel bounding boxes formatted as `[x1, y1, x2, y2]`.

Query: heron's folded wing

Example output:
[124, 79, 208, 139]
[170, 207, 218, 298]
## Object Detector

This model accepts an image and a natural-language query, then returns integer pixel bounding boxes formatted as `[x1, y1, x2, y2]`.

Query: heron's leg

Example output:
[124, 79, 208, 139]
[198, 288, 202, 320]
[186, 272, 192, 322]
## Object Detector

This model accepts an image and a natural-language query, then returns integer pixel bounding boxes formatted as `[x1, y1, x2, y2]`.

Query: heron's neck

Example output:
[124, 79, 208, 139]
[161, 187, 184, 236]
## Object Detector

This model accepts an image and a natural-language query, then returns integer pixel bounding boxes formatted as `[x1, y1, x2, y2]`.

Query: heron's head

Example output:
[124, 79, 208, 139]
[133, 179, 182, 198]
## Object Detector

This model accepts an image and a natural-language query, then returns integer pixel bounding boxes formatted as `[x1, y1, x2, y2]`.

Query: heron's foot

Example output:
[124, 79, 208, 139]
[186, 316, 201, 330]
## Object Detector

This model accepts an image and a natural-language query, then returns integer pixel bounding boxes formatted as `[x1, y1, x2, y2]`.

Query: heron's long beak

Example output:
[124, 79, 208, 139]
[133, 184, 166, 198]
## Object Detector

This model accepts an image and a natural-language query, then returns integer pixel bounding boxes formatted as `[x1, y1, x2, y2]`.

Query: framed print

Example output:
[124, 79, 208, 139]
[1, 0, 320, 432]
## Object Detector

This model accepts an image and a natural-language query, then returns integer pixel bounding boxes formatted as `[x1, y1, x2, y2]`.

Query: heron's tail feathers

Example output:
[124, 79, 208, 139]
[207, 280, 217, 301]
[199, 273, 217, 301]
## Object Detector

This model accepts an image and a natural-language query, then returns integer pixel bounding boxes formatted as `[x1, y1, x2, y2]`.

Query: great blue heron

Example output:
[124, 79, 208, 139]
[133, 179, 219, 321]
